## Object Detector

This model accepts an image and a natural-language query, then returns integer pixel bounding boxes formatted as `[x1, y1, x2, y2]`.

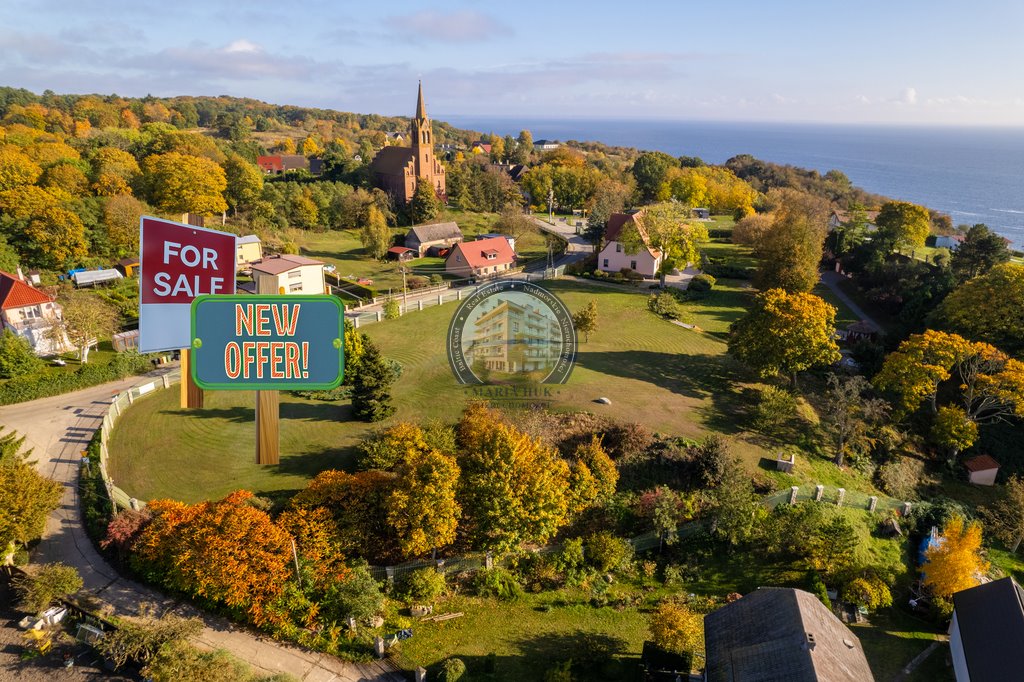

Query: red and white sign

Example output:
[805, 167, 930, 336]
[139, 216, 236, 353]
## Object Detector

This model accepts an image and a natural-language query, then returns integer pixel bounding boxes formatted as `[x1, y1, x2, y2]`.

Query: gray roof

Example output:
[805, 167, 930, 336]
[953, 577, 1024, 681]
[407, 222, 463, 244]
[73, 269, 123, 286]
[704, 588, 875, 682]
[237, 234, 261, 245]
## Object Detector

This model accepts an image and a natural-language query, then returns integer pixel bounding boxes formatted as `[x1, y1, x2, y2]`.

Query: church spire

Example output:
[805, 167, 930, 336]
[415, 80, 427, 121]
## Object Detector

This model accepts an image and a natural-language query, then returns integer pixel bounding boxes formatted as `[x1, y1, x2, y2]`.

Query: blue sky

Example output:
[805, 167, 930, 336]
[1, 0, 1021, 125]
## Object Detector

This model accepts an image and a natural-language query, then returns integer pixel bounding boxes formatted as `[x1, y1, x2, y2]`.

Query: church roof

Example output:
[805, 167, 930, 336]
[370, 146, 414, 176]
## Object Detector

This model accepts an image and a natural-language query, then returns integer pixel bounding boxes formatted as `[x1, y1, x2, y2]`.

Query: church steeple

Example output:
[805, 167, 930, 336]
[411, 81, 433, 179]
[415, 80, 427, 121]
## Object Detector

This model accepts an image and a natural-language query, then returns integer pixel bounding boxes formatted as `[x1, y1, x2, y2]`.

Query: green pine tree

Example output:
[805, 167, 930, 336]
[350, 340, 396, 422]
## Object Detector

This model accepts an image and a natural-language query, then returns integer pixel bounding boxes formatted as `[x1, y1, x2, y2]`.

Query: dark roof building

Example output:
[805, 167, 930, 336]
[704, 587, 874, 682]
[951, 577, 1024, 681]
[405, 221, 463, 256]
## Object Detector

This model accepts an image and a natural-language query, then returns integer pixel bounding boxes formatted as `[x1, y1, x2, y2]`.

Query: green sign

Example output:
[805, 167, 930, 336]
[190, 295, 344, 390]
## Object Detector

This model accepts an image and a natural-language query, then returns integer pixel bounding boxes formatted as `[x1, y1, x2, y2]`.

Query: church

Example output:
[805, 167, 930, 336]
[370, 82, 447, 205]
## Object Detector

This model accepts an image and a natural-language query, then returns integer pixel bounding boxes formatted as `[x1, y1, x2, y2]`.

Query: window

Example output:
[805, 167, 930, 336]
[288, 283, 303, 293]
[288, 269, 301, 279]
[630, 261, 637, 270]
[615, 243, 622, 252]
[603, 259, 608, 268]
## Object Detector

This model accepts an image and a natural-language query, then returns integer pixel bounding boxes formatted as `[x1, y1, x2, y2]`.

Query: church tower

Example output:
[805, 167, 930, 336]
[410, 81, 433, 180]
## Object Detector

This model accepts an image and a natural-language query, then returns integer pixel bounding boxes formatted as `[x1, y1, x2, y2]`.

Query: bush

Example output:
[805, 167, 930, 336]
[620, 268, 644, 282]
[686, 273, 716, 299]
[439, 657, 467, 682]
[690, 434, 730, 487]
[663, 564, 684, 587]
[0, 352, 151, 405]
[752, 385, 797, 435]
[647, 291, 682, 320]
[403, 568, 446, 603]
[473, 567, 523, 601]
[808, 571, 830, 607]
[0, 330, 43, 378]
[382, 299, 400, 320]
[97, 615, 204, 670]
[701, 257, 754, 279]
[322, 561, 384, 622]
[584, 531, 634, 573]
[429, 274, 444, 285]
[12, 563, 83, 613]
[407, 275, 430, 290]
[877, 457, 929, 500]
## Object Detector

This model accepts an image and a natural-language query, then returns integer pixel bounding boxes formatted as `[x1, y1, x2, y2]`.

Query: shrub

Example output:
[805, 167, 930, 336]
[407, 275, 430, 290]
[640, 560, 658, 580]
[687, 273, 716, 298]
[690, 434, 730, 487]
[877, 457, 930, 500]
[429, 274, 444, 285]
[0, 330, 43, 378]
[473, 567, 523, 601]
[291, 385, 352, 401]
[0, 352, 151, 405]
[382, 299, 400, 320]
[584, 531, 634, 573]
[12, 563, 83, 614]
[602, 421, 654, 460]
[647, 291, 681, 319]
[663, 564, 684, 587]
[752, 385, 797, 435]
[620, 267, 644, 282]
[403, 568, 446, 603]
[322, 561, 384, 622]
[439, 657, 467, 682]
[544, 660, 574, 682]
[554, 537, 586, 575]
[701, 257, 754, 279]
[808, 571, 830, 607]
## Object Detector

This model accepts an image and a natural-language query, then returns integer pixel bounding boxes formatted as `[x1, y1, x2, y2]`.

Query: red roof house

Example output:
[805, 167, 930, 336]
[964, 455, 1000, 486]
[257, 155, 284, 173]
[0, 271, 68, 355]
[445, 236, 516, 279]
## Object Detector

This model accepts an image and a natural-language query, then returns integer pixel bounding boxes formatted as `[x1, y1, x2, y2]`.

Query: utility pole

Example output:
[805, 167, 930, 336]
[548, 187, 554, 222]
[400, 265, 409, 308]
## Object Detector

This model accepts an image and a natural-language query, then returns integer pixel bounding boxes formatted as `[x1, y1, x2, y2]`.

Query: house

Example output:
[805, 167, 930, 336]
[828, 209, 880, 232]
[248, 255, 327, 295]
[384, 131, 406, 144]
[963, 455, 1000, 486]
[470, 141, 492, 155]
[477, 233, 516, 252]
[116, 257, 139, 277]
[0, 270, 68, 355]
[387, 246, 415, 262]
[930, 234, 966, 250]
[533, 139, 560, 151]
[236, 235, 264, 269]
[445, 236, 516, 279]
[489, 162, 527, 182]
[72, 269, 123, 287]
[703, 587, 874, 682]
[950, 577, 1024, 681]
[256, 155, 313, 175]
[405, 222, 464, 257]
[597, 211, 663, 278]
[370, 82, 447, 205]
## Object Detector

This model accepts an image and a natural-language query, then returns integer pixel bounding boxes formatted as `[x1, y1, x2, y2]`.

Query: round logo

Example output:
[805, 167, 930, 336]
[447, 280, 576, 385]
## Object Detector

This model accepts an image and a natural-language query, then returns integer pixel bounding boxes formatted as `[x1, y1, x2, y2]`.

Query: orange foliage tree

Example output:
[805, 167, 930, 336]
[923, 515, 990, 599]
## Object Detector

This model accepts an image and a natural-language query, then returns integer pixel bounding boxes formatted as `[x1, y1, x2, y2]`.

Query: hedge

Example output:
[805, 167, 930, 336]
[701, 260, 755, 280]
[0, 352, 152, 406]
[81, 428, 114, 545]
[327, 273, 378, 299]
[707, 228, 733, 239]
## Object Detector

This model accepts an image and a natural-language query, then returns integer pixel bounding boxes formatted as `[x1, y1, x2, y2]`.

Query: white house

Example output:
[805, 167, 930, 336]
[950, 577, 1024, 681]
[597, 211, 662, 278]
[236, 235, 264, 268]
[0, 270, 69, 355]
[445, 236, 516, 279]
[248, 255, 327, 295]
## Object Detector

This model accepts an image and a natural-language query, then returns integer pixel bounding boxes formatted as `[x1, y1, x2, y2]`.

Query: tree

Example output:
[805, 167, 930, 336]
[821, 374, 889, 466]
[95, 614, 203, 670]
[584, 178, 631, 245]
[290, 469, 396, 558]
[351, 339, 396, 422]
[923, 515, 989, 599]
[493, 206, 535, 241]
[620, 203, 709, 285]
[0, 145, 41, 190]
[48, 291, 119, 363]
[322, 560, 384, 622]
[806, 515, 857, 577]
[0, 329, 43, 378]
[0, 429, 62, 563]
[874, 200, 931, 253]
[387, 447, 461, 559]
[12, 562, 82, 613]
[639, 486, 696, 550]
[23, 205, 88, 269]
[732, 213, 772, 246]
[631, 151, 676, 201]
[91, 147, 140, 196]
[935, 263, 1024, 356]
[649, 601, 703, 656]
[223, 154, 264, 214]
[951, 224, 1011, 283]
[457, 406, 570, 551]
[571, 300, 598, 342]
[707, 459, 765, 547]
[411, 181, 441, 224]
[753, 194, 827, 293]
[301, 136, 322, 157]
[359, 205, 391, 259]
[514, 130, 533, 164]
[142, 151, 228, 216]
[728, 289, 841, 387]
[982, 476, 1024, 553]
[841, 574, 893, 612]
[930, 405, 978, 459]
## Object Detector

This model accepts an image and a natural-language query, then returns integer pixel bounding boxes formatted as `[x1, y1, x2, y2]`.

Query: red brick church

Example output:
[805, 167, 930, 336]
[370, 82, 447, 205]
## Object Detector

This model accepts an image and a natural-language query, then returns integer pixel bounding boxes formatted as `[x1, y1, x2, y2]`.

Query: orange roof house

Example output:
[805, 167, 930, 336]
[445, 236, 515, 279]
[597, 210, 663, 278]
[0, 270, 69, 355]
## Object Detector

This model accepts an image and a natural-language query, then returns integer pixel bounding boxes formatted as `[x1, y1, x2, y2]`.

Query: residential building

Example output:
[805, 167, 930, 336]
[470, 141, 492, 155]
[533, 139, 560, 151]
[445, 236, 516, 279]
[0, 270, 68, 355]
[963, 455, 1000, 486]
[703, 587, 874, 682]
[950, 577, 1024, 681]
[248, 255, 327, 295]
[477, 233, 516, 252]
[466, 298, 558, 374]
[256, 155, 317, 175]
[597, 211, 662, 278]
[236, 234, 264, 269]
[828, 209, 880, 232]
[370, 82, 447, 205]
[406, 222, 463, 257]
[931, 234, 966, 250]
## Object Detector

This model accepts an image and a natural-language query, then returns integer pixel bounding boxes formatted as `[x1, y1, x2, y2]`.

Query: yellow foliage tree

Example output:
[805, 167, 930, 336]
[91, 147, 140, 197]
[649, 601, 704, 656]
[386, 448, 461, 559]
[301, 136, 322, 157]
[923, 515, 989, 599]
[0, 145, 42, 191]
[142, 152, 228, 216]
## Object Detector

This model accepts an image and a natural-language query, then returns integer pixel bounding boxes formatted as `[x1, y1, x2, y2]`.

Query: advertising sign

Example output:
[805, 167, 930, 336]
[190, 295, 344, 390]
[139, 216, 236, 353]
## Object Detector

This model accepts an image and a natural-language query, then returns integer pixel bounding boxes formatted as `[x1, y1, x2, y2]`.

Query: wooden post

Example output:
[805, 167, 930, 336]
[255, 390, 280, 465]
[179, 350, 204, 409]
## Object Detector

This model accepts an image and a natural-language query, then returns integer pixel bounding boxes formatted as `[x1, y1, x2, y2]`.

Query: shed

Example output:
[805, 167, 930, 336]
[72, 269, 123, 287]
[117, 257, 139, 277]
[844, 320, 879, 342]
[112, 329, 139, 353]
[387, 246, 415, 262]
[964, 455, 1000, 486]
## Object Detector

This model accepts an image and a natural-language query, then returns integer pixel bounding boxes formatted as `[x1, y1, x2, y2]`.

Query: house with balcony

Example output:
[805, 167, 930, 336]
[0, 270, 69, 355]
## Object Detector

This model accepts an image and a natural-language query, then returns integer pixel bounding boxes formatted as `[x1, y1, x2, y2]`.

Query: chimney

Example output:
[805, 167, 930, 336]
[804, 632, 816, 651]
[16, 266, 24, 283]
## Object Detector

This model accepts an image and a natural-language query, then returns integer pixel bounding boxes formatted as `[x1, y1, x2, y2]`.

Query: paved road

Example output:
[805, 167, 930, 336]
[531, 216, 595, 266]
[820, 270, 882, 330]
[0, 374, 404, 682]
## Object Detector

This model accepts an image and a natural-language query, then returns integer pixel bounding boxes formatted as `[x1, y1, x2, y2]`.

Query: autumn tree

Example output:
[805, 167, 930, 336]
[571, 300, 598, 342]
[290, 469, 397, 558]
[934, 263, 1024, 356]
[275, 506, 348, 589]
[0, 145, 41, 190]
[631, 151, 676, 201]
[950, 224, 1012, 283]
[456, 406, 570, 552]
[732, 213, 772, 246]
[620, 203, 709, 285]
[982, 476, 1024, 553]
[923, 515, 989, 599]
[411, 181, 441, 224]
[222, 153, 264, 214]
[103, 194, 146, 257]
[142, 151, 228, 216]
[841, 574, 893, 612]
[387, 447, 461, 559]
[0, 429, 62, 564]
[728, 289, 841, 387]
[821, 374, 889, 466]
[48, 291, 119, 363]
[301, 136, 322, 157]
[874, 200, 931, 253]
[639, 486, 697, 550]
[514, 130, 533, 164]
[649, 601, 703, 656]
[753, 192, 828, 293]
[24, 205, 88, 268]
[566, 436, 618, 518]
[90, 147, 140, 196]
[359, 205, 391, 259]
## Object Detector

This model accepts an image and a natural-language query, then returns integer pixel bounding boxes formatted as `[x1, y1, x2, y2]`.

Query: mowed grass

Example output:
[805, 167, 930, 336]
[108, 278, 772, 502]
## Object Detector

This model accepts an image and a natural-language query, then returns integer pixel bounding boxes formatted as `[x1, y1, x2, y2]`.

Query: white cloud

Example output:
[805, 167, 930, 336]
[901, 87, 918, 105]
[387, 10, 511, 43]
[224, 39, 260, 54]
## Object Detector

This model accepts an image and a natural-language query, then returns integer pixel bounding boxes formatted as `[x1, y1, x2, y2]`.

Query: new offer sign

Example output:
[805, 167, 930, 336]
[190, 295, 344, 390]
[139, 216, 236, 352]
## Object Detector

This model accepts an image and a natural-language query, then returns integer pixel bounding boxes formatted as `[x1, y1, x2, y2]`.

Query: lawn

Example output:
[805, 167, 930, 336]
[107, 277, 778, 502]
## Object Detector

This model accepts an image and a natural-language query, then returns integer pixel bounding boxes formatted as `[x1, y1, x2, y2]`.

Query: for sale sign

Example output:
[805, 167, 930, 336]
[190, 295, 344, 390]
[139, 216, 236, 352]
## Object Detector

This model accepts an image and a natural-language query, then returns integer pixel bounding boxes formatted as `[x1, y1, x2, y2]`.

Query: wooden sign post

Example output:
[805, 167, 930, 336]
[255, 390, 280, 465]
[179, 349, 204, 409]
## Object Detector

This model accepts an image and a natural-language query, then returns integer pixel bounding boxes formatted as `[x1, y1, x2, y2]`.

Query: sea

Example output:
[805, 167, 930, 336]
[443, 117, 1024, 250]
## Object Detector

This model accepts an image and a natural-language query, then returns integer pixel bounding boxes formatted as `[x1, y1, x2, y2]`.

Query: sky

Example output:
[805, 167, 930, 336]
[1, 0, 1022, 126]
